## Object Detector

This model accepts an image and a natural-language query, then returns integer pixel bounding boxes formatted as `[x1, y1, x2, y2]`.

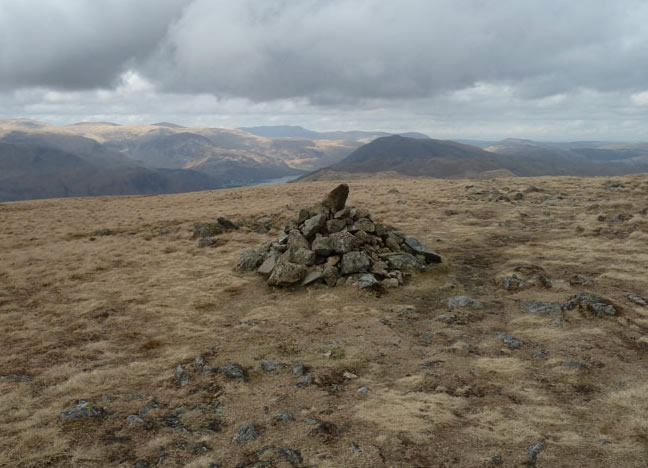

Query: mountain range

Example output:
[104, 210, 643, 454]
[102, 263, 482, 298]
[2, 118, 648, 202]
[299, 135, 648, 181]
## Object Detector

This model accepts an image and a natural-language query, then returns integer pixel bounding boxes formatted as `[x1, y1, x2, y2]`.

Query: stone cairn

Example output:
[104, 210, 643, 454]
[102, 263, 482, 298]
[237, 184, 442, 289]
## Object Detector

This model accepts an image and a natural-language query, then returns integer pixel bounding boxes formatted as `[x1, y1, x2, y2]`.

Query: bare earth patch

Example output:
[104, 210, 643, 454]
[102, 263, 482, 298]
[1, 176, 647, 467]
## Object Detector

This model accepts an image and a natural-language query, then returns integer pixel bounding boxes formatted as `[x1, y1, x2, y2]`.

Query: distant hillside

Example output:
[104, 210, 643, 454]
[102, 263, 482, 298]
[0, 142, 221, 202]
[238, 125, 429, 140]
[299, 135, 648, 181]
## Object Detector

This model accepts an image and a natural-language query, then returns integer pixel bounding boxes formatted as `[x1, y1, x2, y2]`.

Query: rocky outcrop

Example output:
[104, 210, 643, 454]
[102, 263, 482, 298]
[237, 184, 442, 289]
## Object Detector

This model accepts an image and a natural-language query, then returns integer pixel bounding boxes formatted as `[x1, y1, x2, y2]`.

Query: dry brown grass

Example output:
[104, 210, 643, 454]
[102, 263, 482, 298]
[1, 175, 648, 467]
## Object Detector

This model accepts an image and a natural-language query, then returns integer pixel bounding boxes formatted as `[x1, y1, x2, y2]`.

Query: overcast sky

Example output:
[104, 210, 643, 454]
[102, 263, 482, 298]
[2, 0, 648, 140]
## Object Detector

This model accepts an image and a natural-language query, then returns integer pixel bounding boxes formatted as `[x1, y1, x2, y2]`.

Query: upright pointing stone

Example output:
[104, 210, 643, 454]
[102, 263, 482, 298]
[322, 184, 350, 212]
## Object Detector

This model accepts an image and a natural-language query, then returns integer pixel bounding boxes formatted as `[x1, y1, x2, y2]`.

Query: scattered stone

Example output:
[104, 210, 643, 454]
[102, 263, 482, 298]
[0, 373, 33, 382]
[257, 446, 303, 466]
[381, 278, 400, 288]
[192, 223, 222, 238]
[357, 386, 369, 395]
[387, 188, 400, 194]
[206, 362, 248, 382]
[569, 274, 592, 286]
[500, 274, 525, 290]
[437, 313, 457, 324]
[521, 301, 562, 315]
[527, 440, 546, 466]
[92, 228, 113, 237]
[268, 261, 306, 286]
[488, 455, 503, 466]
[296, 375, 313, 387]
[447, 296, 483, 309]
[444, 209, 458, 216]
[562, 292, 617, 317]
[59, 400, 105, 420]
[604, 180, 624, 189]
[138, 400, 160, 417]
[126, 415, 146, 425]
[134, 461, 150, 468]
[404, 237, 442, 263]
[198, 238, 220, 248]
[563, 361, 584, 369]
[493, 332, 522, 349]
[237, 250, 263, 271]
[216, 217, 238, 230]
[272, 412, 294, 422]
[628, 294, 647, 306]
[233, 424, 260, 444]
[260, 360, 288, 372]
[291, 363, 305, 376]
[534, 349, 549, 359]
[322, 183, 350, 211]
[175, 365, 189, 386]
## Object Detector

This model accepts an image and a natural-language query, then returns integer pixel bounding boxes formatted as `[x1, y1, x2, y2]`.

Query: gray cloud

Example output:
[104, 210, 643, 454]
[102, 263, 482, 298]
[2, 0, 648, 139]
[0, 0, 189, 90]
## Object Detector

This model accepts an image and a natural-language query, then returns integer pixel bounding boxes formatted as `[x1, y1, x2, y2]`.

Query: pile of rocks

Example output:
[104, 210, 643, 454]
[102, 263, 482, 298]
[237, 184, 442, 289]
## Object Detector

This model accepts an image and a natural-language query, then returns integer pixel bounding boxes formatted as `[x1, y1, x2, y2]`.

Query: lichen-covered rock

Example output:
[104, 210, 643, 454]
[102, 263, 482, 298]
[268, 261, 306, 286]
[382, 252, 424, 271]
[341, 251, 371, 275]
[233, 423, 260, 444]
[322, 264, 339, 286]
[326, 218, 346, 233]
[289, 247, 316, 266]
[521, 301, 562, 315]
[329, 231, 361, 254]
[562, 292, 617, 317]
[447, 296, 483, 309]
[257, 255, 278, 276]
[350, 218, 375, 233]
[352, 273, 378, 289]
[237, 249, 262, 271]
[301, 214, 327, 239]
[287, 229, 309, 250]
[312, 235, 332, 256]
[59, 400, 105, 420]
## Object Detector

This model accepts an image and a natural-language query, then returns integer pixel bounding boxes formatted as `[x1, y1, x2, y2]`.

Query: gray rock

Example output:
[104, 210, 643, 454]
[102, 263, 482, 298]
[628, 294, 647, 306]
[563, 361, 584, 369]
[341, 251, 372, 275]
[211, 362, 248, 382]
[291, 247, 316, 266]
[127, 414, 146, 425]
[257, 255, 278, 276]
[233, 424, 260, 444]
[138, 400, 160, 417]
[334, 207, 351, 219]
[268, 261, 306, 286]
[192, 223, 221, 238]
[562, 292, 616, 317]
[198, 237, 219, 248]
[353, 273, 378, 289]
[322, 264, 339, 287]
[92, 228, 113, 237]
[381, 278, 400, 288]
[296, 375, 313, 387]
[272, 411, 294, 422]
[175, 364, 189, 386]
[447, 296, 483, 309]
[534, 349, 549, 358]
[604, 180, 624, 188]
[387, 188, 400, 194]
[437, 313, 456, 324]
[384, 233, 402, 252]
[350, 218, 375, 233]
[302, 271, 323, 286]
[493, 332, 522, 349]
[500, 274, 525, 290]
[237, 250, 262, 271]
[0, 373, 33, 382]
[292, 363, 305, 376]
[521, 301, 562, 315]
[404, 237, 442, 264]
[311, 235, 332, 256]
[326, 218, 346, 233]
[59, 400, 105, 420]
[383, 252, 424, 271]
[257, 446, 303, 466]
[287, 229, 309, 250]
[301, 214, 327, 239]
[322, 184, 349, 211]
[260, 360, 288, 372]
[357, 386, 369, 395]
[329, 231, 361, 254]
[527, 440, 546, 466]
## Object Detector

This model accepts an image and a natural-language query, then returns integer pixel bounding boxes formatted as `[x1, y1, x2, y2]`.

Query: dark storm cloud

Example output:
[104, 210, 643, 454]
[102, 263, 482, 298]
[2, 0, 648, 102]
[0, 0, 190, 90]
